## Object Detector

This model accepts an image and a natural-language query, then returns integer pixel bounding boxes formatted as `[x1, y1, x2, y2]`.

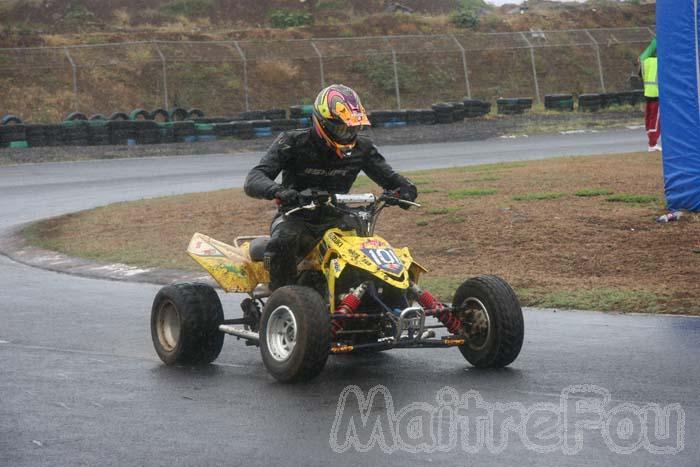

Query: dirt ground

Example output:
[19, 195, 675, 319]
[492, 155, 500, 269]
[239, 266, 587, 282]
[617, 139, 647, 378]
[25, 151, 700, 315]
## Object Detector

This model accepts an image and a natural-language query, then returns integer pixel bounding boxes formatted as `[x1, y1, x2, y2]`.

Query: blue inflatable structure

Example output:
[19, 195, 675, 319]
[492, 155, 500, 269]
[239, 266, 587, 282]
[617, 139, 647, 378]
[657, 0, 700, 211]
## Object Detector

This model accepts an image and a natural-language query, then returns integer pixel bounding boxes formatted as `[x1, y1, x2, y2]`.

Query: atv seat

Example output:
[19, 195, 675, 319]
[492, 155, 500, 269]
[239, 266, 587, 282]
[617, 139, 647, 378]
[248, 237, 270, 262]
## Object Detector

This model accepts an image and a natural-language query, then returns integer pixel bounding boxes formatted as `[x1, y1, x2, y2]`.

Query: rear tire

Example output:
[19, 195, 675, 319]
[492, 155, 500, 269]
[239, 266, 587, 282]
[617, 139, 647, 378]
[260, 286, 331, 382]
[453, 275, 523, 368]
[151, 282, 224, 365]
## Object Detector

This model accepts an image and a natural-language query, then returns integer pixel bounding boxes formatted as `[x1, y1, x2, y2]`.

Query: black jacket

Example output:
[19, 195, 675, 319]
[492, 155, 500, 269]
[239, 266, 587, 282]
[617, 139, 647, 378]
[244, 129, 411, 200]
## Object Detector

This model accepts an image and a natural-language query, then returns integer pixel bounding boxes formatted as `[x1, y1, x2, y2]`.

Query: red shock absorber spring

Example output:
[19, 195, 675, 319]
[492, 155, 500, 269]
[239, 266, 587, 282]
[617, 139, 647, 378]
[332, 283, 368, 338]
[411, 284, 462, 335]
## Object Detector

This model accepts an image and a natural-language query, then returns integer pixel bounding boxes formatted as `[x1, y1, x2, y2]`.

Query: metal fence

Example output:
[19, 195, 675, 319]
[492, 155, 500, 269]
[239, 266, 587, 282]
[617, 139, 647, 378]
[0, 27, 655, 122]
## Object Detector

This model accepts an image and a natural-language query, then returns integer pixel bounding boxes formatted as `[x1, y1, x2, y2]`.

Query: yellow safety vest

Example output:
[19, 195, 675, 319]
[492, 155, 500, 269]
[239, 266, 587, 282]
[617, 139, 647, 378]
[642, 57, 658, 98]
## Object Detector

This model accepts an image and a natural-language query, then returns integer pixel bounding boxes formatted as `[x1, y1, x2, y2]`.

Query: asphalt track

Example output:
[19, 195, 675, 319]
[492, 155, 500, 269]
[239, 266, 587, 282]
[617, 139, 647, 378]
[1, 129, 698, 466]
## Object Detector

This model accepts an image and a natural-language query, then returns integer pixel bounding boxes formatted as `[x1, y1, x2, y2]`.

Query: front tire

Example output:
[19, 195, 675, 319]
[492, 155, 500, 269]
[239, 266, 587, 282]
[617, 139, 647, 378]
[453, 275, 524, 368]
[151, 282, 224, 365]
[260, 286, 331, 382]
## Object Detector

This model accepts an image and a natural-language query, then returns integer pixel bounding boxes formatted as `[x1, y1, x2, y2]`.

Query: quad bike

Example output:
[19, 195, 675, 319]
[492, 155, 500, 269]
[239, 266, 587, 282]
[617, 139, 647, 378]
[151, 190, 524, 382]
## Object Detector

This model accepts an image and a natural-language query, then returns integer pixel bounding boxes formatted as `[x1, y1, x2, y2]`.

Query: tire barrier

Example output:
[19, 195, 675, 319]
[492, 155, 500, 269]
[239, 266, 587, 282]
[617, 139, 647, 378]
[463, 99, 491, 118]
[88, 120, 110, 145]
[129, 108, 150, 121]
[149, 108, 170, 122]
[169, 107, 189, 122]
[544, 94, 574, 111]
[431, 103, 456, 123]
[497, 98, 532, 115]
[109, 112, 129, 121]
[1, 114, 23, 125]
[0, 124, 26, 148]
[1, 92, 644, 149]
[448, 102, 466, 122]
[289, 105, 313, 118]
[577, 93, 603, 112]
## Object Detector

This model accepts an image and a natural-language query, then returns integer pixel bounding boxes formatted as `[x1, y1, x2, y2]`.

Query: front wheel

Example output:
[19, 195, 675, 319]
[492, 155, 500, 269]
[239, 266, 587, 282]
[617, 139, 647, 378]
[151, 282, 224, 365]
[260, 286, 331, 382]
[453, 275, 524, 368]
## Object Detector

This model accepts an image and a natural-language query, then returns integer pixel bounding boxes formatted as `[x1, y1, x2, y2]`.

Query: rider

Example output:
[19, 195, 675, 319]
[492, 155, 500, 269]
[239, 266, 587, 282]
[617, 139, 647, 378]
[244, 84, 418, 291]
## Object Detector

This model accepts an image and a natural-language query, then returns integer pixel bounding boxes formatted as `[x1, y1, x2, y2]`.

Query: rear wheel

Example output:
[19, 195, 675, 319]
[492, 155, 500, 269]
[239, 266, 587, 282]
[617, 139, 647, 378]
[260, 286, 331, 382]
[453, 275, 523, 368]
[151, 282, 224, 365]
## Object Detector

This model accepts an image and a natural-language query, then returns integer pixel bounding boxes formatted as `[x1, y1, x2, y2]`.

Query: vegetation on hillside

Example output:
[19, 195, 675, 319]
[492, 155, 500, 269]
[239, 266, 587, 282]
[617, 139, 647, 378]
[0, 0, 655, 47]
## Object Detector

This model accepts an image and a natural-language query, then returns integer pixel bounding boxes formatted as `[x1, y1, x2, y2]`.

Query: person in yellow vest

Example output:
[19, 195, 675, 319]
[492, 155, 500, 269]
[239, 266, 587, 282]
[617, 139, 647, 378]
[639, 39, 661, 151]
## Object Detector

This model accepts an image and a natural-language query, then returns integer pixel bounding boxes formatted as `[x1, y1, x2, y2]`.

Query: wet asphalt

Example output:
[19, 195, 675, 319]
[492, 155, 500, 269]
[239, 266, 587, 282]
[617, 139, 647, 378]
[1, 129, 699, 466]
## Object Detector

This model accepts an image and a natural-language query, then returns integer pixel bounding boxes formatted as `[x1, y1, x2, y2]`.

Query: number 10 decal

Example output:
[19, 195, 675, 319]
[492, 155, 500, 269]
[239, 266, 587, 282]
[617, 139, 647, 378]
[363, 247, 404, 274]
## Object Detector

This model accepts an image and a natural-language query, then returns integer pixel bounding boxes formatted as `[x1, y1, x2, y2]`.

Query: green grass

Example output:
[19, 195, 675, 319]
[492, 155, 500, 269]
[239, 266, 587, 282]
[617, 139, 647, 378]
[574, 188, 614, 197]
[464, 176, 501, 183]
[420, 188, 440, 194]
[416, 220, 429, 226]
[459, 162, 527, 173]
[518, 287, 665, 313]
[412, 178, 433, 186]
[448, 188, 498, 199]
[606, 194, 660, 204]
[512, 192, 565, 201]
[421, 277, 667, 312]
[427, 207, 460, 215]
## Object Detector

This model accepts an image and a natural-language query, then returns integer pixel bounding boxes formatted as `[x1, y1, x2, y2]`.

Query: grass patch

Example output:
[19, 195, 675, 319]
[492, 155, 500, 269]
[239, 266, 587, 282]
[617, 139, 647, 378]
[464, 176, 501, 183]
[412, 178, 433, 186]
[459, 162, 527, 173]
[574, 188, 614, 197]
[420, 188, 440, 194]
[416, 220, 429, 226]
[518, 287, 665, 313]
[448, 188, 498, 198]
[606, 194, 660, 204]
[512, 192, 565, 201]
[421, 279, 668, 313]
[427, 207, 460, 215]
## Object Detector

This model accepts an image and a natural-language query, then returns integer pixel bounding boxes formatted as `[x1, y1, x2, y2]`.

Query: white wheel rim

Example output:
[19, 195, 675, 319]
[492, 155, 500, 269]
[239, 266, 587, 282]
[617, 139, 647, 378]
[157, 301, 180, 352]
[463, 297, 492, 351]
[266, 306, 298, 362]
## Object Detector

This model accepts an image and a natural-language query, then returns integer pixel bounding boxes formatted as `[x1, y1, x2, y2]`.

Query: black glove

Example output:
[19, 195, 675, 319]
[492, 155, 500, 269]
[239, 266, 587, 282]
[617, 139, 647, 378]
[274, 188, 300, 207]
[398, 182, 418, 209]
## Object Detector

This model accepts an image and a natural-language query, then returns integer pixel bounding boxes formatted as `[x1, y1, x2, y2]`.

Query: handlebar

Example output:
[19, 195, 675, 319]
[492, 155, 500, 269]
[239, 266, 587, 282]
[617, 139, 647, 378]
[283, 190, 420, 217]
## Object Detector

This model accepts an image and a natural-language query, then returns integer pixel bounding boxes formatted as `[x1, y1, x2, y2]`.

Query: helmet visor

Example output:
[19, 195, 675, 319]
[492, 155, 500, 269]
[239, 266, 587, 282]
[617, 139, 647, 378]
[323, 119, 362, 145]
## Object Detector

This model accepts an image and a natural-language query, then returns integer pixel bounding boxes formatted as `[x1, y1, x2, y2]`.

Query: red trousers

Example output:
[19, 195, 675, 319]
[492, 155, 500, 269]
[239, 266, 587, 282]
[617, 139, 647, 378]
[645, 99, 661, 147]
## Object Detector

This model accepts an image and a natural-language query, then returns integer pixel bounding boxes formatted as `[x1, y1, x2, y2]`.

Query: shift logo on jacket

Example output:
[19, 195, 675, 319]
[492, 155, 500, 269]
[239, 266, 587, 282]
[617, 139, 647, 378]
[304, 168, 351, 177]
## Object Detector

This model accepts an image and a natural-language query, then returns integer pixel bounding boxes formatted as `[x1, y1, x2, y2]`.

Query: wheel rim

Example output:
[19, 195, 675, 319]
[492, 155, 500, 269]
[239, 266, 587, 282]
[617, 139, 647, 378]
[266, 306, 298, 362]
[461, 297, 491, 351]
[156, 301, 180, 352]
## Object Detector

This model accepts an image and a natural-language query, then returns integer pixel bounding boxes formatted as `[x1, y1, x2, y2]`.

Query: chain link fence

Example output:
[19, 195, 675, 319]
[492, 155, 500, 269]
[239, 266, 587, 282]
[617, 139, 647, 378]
[0, 27, 654, 122]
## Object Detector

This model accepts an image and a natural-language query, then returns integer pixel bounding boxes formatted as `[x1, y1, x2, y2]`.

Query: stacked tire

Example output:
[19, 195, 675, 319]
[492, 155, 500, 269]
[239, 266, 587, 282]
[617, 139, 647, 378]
[618, 90, 644, 106]
[232, 121, 255, 139]
[463, 99, 491, 118]
[544, 94, 574, 111]
[172, 121, 195, 142]
[431, 103, 457, 124]
[0, 124, 26, 148]
[88, 120, 110, 145]
[137, 121, 162, 144]
[497, 98, 532, 115]
[108, 120, 138, 145]
[448, 102, 466, 122]
[289, 105, 313, 119]
[62, 120, 90, 146]
[25, 124, 47, 147]
[577, 94, 603, 112]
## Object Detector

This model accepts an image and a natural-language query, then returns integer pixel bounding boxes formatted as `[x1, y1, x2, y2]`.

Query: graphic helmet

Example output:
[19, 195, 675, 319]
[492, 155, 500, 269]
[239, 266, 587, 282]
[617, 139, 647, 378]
[312, 84, 371, 158]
